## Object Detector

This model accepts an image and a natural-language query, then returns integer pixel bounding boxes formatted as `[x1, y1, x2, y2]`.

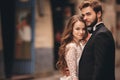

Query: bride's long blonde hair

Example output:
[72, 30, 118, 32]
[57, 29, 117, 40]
[56, 15, 88, 74]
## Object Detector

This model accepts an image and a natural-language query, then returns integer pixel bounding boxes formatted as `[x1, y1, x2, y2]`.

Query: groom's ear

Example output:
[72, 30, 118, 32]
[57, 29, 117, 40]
[97, 11, 102, 20]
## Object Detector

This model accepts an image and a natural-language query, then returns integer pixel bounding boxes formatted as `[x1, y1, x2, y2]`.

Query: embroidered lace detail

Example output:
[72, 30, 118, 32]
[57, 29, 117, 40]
[65, 42, 83, 79]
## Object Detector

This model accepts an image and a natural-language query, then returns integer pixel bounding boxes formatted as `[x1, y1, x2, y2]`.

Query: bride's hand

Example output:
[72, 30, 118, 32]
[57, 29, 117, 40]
[64, 68, 70, 76]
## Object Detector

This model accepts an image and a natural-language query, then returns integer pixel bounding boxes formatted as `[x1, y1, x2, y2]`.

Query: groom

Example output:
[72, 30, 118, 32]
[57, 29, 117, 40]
[78, 0, 115, 80]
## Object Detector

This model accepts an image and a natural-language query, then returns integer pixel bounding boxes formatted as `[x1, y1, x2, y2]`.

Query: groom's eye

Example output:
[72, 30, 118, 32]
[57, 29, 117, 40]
[86, 12, 91, 16]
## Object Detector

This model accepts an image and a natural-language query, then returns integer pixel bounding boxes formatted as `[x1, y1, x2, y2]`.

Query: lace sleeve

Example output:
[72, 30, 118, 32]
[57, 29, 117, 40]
[65, 44, 78, 79]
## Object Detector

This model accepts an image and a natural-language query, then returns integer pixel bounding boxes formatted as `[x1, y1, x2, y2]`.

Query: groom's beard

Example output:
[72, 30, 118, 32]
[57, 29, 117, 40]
[87, 17, 97, 33]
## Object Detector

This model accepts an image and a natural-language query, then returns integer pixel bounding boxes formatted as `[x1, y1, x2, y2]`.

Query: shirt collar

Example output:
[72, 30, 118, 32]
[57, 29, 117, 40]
[93, 22, 103, 31]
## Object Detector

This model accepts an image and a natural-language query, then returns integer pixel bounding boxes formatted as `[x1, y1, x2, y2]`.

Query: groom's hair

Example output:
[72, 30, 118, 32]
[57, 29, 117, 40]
[79, 0, 103, 20]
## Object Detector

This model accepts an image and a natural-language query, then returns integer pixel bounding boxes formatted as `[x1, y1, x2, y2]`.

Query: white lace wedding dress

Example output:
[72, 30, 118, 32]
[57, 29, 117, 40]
[60, 42, 84, 80]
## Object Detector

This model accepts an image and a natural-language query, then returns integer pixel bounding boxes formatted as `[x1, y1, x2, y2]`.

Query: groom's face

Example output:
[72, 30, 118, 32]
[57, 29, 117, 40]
[81, 6, 98, 28]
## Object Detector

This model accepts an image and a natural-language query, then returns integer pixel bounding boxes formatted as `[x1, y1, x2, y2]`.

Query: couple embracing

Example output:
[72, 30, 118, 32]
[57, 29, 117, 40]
[56, 0, 115, 80]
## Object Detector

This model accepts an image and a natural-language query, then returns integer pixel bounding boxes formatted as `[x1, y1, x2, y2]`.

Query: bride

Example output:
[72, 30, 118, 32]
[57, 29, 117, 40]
[56, 15, 90, 80]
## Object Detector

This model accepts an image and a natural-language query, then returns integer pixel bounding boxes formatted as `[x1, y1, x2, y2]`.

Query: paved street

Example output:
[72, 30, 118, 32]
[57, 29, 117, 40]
[33, 71, 61, 80]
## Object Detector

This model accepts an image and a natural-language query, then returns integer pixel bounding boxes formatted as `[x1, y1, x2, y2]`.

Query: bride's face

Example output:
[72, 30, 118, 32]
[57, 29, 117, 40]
[72, 21, 86, 42]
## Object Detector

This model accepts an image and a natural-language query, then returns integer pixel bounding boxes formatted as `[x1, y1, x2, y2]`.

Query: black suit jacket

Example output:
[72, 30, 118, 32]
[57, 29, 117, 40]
[78, 23, 115, 80]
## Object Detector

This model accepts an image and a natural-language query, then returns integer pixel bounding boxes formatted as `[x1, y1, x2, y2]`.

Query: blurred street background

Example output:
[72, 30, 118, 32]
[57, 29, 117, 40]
[0, 0, 120, 80]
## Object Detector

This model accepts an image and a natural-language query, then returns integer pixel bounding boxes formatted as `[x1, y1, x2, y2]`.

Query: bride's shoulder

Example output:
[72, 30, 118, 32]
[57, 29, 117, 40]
[66, 42, 76, 48]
